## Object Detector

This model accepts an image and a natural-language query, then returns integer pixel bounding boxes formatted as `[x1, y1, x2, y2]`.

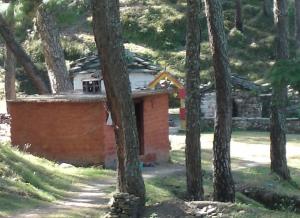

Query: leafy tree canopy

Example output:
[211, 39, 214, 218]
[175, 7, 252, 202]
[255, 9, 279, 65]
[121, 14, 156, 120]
[269, 59, 300, 92]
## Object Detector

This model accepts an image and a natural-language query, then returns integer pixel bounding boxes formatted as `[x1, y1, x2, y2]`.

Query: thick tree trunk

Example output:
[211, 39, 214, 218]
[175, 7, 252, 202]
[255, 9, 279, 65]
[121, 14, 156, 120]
[263, 0, 273, 17]
[92, 0, 145, 207]
[0, 14, 49, 94]
[36, 4, 73, 94]
[185, 0, 204, 201]
[5, 47, 16, 101]
[271, 0, 290, 181]
[235, 0, 243, 32]
[185, 0, 203, 200]
[295, 0, 300, 53]
[204, 0, 235, 202]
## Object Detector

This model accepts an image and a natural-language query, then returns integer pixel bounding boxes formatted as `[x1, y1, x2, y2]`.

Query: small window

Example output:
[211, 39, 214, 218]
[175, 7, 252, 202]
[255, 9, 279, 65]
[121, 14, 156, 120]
[83, 80, 101, 94]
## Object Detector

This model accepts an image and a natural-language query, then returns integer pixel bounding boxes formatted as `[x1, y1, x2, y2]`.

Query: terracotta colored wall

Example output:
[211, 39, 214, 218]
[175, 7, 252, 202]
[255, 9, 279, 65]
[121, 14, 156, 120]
[103, 93, 170, 166]
[143, 94, 170, 163]
[103, 124, 117, 168]
[10, 101, 106, 165]
[9, 93, 170, 167]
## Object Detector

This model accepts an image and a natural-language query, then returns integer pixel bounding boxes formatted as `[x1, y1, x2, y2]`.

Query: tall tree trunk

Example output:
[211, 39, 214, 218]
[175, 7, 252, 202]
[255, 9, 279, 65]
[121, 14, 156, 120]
[263, 0, 273, 17]
[185, 0, 204, 201]
[36, 4, 73, 94]
[235, 0, 243, 32]
[204, 0, 235, 202]
[271, 0, 291, 181]
[295, 0, 300, 53]
[0, 14, 49, 94]
[4, 2, 16, 102]
[92, 0, 146, 208]
[5, 47, 16, 101]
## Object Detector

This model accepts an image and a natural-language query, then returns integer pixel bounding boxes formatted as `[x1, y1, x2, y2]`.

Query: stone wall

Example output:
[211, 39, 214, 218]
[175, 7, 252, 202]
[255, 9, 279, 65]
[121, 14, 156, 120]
[232, 91, 262, 117]
[201, 117, 300, 134]
[105, 193, 141, 218]
[201, 92, 216, 118]
[201, 90, 262, 118]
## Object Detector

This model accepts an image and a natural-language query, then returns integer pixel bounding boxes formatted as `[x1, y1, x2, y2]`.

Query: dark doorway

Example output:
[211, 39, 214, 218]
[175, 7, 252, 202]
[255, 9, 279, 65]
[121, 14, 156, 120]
[135, 101, 144, 155]
[232, 99, 239, 117]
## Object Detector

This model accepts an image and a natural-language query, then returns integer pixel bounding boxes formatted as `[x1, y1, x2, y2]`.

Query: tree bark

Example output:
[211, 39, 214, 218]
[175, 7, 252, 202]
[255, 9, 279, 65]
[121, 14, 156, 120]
[92, 0, 146, 207]
[271, 0, 290, 181]
[5, 47, 16, 101]
[295, 0, 300, 53]
[0, 14, 49, 94]
[204, 0, 235, 202]
[235, 0, 243, 32]
[4, 2, 16, 102]
[185, 0, 204, 201]
[36, 4, 73, 94]
[263, 0, 273, 17]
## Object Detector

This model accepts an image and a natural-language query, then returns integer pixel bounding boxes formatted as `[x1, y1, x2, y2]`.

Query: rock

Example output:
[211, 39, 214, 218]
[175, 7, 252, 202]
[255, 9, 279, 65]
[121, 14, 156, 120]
[106, 192, 141, 218]
[59, 163, 74, 168]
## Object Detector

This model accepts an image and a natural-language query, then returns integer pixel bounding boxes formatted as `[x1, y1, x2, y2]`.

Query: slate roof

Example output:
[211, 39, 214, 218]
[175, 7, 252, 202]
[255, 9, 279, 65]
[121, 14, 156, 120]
[200, 74, 263, 93]
[69, 52, 161, 77]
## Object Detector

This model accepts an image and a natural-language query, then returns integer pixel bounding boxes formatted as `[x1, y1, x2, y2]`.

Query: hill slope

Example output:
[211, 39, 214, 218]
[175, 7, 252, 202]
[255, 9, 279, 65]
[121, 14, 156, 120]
[1, 0, 297, 94]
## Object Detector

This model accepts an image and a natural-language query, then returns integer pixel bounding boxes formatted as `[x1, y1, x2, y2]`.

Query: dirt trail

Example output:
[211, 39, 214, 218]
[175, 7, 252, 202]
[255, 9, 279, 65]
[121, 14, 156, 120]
[9, 164, 186, 218]
[10, 180, 114, 218]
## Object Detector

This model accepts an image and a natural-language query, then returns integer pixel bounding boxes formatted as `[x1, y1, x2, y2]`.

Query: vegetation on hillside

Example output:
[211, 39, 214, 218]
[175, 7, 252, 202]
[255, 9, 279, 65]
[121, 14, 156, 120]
[0, 0, 299, 94]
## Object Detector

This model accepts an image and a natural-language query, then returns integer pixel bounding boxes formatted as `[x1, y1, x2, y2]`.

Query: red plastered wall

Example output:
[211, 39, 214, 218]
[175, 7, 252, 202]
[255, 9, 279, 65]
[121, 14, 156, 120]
[9, 101, 106, 165]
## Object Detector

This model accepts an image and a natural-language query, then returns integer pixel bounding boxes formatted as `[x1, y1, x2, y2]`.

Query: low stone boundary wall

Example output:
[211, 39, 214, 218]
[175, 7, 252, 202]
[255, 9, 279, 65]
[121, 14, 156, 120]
[201, 117, 300, 134]
[105, 193, 141, 218]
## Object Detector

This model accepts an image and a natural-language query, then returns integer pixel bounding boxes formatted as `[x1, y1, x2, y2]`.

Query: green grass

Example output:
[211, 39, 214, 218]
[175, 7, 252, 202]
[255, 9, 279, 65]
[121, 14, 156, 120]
[1, 131, 300, 217]
[146, 131, 300, 216]
[0, 143, 114, 217]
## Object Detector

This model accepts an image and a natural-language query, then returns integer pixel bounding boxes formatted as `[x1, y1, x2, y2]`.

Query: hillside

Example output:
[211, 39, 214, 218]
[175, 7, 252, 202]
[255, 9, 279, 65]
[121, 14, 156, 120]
[0, 0, 298, 95]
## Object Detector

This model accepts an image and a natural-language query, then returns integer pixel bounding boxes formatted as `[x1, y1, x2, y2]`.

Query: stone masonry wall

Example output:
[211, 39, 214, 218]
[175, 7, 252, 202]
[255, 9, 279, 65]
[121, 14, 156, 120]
[201, 117, 300, 134]
[201, 91, 262, 118]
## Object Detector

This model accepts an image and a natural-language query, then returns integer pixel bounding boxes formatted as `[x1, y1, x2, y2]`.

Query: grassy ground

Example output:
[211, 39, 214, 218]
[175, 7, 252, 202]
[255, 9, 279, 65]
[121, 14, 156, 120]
[0, 143, 114, 217]
[1, 131, 300, 217]
[146, 131, 300, 217]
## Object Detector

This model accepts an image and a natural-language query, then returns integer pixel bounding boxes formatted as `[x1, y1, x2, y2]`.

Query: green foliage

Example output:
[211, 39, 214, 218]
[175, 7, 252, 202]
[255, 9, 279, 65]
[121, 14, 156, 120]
[24, 39, 44, 63]
[46, 0, 89, 27]
[122, 4, 186, 50]
[61, 37, 95, 60]
[13, 0, 42, 40]
[228, 28, 247, 47]
[268, 59, 300, 91]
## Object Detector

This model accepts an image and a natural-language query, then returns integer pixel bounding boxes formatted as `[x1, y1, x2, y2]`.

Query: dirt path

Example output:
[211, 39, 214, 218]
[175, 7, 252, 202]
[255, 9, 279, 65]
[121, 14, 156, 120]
[9, 163, 186, 218]
[10, 180, 114, 218]
[170, 133, 300, 168]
